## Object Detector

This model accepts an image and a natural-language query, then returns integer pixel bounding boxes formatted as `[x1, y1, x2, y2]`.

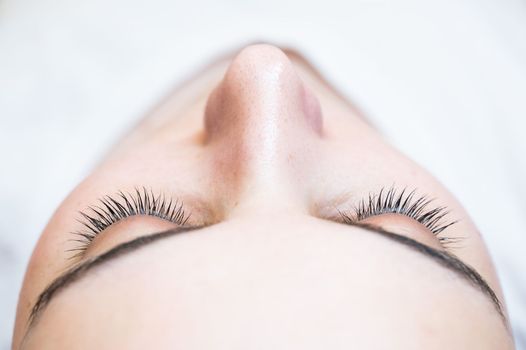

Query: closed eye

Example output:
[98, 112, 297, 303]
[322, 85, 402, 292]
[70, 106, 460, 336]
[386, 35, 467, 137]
[68, 186, 458, 258]
[67, 188, 189, 259]
[338, 186, 460, 248]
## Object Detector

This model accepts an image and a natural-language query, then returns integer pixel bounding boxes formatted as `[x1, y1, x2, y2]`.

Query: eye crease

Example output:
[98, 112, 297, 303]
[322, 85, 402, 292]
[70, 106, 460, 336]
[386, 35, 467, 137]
[338, 186, 460, 249]
[68, 188, 190, 259]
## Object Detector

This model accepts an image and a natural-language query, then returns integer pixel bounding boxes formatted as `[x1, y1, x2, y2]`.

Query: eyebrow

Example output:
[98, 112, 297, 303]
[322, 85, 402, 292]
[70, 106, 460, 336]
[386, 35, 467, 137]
[25, 222, 506, 333]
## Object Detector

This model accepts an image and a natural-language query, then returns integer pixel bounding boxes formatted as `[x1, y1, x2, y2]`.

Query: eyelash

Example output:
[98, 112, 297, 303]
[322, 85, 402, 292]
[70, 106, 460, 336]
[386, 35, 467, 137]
[68, 186, 458, 257]
[68, 188, 189, 258]
[339, 186, 458, 245]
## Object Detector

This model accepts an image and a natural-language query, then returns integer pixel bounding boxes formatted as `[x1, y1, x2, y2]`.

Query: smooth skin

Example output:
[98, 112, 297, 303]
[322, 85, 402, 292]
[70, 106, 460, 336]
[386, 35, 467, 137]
[13, 44, 514, 349]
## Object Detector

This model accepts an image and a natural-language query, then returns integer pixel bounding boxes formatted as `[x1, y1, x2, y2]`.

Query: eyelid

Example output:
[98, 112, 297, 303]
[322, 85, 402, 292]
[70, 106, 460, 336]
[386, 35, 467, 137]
[353, 214, 447, 250]
[67, 188, 190, 259]
[338, 186, 459, 248]
[70, 186, 457, 257]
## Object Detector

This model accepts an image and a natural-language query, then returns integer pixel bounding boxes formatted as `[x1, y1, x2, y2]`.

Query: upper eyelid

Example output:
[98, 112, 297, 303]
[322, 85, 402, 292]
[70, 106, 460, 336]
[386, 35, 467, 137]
[334, 187, 462, 251]
[339, 187, 457, 234]
[69, 186, 458, 257]
[67, 188, 190, 259]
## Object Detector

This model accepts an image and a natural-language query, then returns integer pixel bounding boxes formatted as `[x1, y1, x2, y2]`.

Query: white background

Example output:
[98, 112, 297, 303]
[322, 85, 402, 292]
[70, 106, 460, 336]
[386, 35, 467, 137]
[0, 0, 525, 348]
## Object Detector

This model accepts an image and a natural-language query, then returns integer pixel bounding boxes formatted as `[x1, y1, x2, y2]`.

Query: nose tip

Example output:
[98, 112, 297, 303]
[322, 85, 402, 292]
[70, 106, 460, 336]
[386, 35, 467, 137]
[203, 44, 324, 208]
[204, 44, 323, 139]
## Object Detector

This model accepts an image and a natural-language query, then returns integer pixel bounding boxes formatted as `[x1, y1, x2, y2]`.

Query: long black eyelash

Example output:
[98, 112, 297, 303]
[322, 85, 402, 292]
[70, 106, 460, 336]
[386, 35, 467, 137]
[67, 188, 189, 258]
[340, 186, 459, 245]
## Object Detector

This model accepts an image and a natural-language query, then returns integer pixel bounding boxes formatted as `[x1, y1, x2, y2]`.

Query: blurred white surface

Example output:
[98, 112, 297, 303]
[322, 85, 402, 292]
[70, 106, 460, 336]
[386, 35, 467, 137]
[1, 0, 525, 348]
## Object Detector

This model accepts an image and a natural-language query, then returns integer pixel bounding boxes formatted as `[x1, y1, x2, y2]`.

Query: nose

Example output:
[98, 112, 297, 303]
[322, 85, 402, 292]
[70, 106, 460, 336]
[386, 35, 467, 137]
[204, 45, 324, 205]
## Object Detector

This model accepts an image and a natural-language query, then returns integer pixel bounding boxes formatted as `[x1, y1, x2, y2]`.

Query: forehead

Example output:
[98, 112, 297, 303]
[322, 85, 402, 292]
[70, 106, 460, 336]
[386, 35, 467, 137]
[24, 219, 504, 349]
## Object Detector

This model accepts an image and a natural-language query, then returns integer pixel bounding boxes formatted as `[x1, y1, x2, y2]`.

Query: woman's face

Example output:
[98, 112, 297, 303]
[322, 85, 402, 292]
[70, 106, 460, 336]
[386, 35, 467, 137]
[14, 44, 512, 349]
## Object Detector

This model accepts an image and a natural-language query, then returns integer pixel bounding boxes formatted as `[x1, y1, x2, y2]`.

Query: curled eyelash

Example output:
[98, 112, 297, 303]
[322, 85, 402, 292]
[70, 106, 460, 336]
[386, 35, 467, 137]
[340, 186, 460, 246]
[67, 188, 189, 258]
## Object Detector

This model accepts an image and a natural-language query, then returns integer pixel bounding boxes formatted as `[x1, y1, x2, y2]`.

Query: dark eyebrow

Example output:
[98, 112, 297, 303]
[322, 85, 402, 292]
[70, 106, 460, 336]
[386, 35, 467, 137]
[25, 222, 506, 334]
